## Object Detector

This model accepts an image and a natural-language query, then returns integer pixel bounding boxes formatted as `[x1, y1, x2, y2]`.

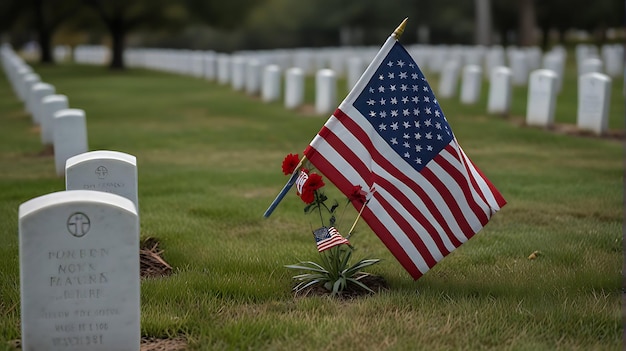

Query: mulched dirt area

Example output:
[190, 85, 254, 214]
[294, 273, 390, 299]
[140, 237, 173, 278]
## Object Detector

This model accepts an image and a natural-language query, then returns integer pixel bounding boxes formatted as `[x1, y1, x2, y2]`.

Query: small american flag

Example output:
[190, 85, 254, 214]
[304, 36, 506, 279]
[313, 226, 350, 252]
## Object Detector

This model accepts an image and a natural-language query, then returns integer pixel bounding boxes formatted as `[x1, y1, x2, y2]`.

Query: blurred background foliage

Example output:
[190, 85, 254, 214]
[0, 0, 623, 67]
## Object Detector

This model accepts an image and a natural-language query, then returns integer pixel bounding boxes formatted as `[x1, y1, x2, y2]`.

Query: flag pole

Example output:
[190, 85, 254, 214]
[393, 18, 408, 39]
[264, 18, 407, 219]
[263, 155, 307, 218]
[342, 19, 405, 236]
[345, 199, 370, 239]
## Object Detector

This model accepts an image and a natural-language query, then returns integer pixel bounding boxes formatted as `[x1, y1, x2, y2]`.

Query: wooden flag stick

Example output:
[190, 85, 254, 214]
[263, 155, 307, 218]
[346, 199, 369, 239]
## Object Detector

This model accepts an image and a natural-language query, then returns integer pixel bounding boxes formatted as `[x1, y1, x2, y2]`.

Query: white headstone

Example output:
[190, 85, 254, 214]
[22, 73, 41, 114]
[485, 47, 505, 78]
[315, 69, 337, 115]
[602, 44, 623, 78]
[542, 53, 565, 93]
[261, 64, 281, 103]
[346, 56, 366, 91]
[40, 94, 69, 145]
[19, 190, 140, 351]
[231, 56, 246, 91]
[487, 66, 512, 115]
[460, 65, 482, 105]
[15, 66, 33, 102]
[190, 51, 204, 78]
[438, 61, 461, 98]
[510, 50, 529, 86]
[66, 151, 139, 211]
[577, 73, 612, 135]
[29, 83, 56, 124]
[216, 54, 230, 85]
[53, 109, 89, 176]
[580, 58, 603, 76]
[526, 69, 558, 127]
[203, 52, 216, 81]
[245, 59, 262, 96]
[284, 67, 305, 110]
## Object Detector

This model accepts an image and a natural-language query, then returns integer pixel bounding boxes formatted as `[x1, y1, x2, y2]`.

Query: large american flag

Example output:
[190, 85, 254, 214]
[303, 37, 506, 280]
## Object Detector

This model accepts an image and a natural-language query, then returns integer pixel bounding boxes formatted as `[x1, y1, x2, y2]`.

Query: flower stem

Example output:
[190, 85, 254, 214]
[315, 191, 325, 226]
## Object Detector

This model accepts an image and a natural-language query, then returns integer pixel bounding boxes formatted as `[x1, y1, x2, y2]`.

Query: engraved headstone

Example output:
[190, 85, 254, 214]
[40, 94, 68, 145]
[315, 69, 337, 115]
[460, 65, 482, 105]
[54, 109, 89, 176]
[19, 190, 140, 351]
[66, 151, 139, 211]
[526, 69, 558, 127]
[577, 73, 612, 135]
[284, 67, 304, 110]
[487, 66, 512, 115]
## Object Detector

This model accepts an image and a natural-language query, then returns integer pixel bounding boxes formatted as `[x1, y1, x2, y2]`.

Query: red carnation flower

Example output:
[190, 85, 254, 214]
[300, 188, 315, 204]
[304, 173, 325, 192]
[281, 153, 300, 175]
[348, 185, 367, 204]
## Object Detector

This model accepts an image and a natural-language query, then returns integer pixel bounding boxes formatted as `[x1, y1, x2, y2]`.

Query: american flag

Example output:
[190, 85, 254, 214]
[313, 226, 351, 252]
[303, 38, 506, 280]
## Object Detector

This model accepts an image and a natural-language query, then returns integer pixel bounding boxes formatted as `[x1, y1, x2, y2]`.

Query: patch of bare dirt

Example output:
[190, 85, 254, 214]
[9, 337, 188, 351]
[140, 237, 173, 278]
[140, 336, 187, 351]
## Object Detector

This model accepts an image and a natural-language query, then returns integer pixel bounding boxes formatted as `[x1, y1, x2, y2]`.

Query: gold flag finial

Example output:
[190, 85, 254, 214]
[393, 18, 408, 39]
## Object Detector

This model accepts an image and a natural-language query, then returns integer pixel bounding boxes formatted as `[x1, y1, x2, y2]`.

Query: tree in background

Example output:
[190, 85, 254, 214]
[1, 0, 623, 60]
[517, 0, 537, 46]
[83, 0, 188, 69]
[474, 0, 493, 46]
[0, 0, 82, 64]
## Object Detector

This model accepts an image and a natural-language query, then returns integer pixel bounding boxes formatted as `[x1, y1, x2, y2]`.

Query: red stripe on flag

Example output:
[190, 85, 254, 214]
[333, 109, 464, 248]
[305, 144, 425, 278]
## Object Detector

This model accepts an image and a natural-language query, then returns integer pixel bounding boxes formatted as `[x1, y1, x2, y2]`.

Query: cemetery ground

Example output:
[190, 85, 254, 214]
[0, 59, 623, 350]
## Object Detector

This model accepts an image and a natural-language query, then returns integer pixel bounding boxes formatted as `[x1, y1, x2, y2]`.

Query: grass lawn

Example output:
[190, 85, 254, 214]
[0, 53, 623, 350]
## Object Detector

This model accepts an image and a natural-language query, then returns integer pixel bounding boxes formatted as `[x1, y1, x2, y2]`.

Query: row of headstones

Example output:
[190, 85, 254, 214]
[19, 150, 141, 350]
[122, 46, 369, 115]
[2, 44, 142, 350]
[120, 43, 617, 135]
[441, 62, 613, 135]
[71, 42, 621, 126]
[72, 42, 622, 82]
[0, 45, 91, 175]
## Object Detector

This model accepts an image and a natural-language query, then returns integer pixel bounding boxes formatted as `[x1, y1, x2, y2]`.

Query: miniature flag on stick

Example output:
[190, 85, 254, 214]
[302, 19, 506, 280]
[313, 226, 350, 252]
